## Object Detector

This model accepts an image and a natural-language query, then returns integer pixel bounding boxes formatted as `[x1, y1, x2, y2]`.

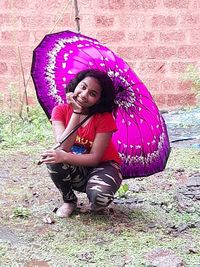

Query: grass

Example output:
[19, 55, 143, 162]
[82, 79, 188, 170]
[0, 107, 200, 266]
[0, 104, 53, 151]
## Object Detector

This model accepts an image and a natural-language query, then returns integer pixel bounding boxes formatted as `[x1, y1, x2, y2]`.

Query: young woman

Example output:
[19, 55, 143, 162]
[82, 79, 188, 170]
[40, 69, 122, 218]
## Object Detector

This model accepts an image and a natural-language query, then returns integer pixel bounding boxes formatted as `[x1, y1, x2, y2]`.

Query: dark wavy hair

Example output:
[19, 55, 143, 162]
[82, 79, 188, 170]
[66, 69, 117, 115]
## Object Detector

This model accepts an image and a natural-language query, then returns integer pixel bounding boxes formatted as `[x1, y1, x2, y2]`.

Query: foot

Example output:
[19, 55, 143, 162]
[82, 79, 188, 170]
[56, 203, 76, 218]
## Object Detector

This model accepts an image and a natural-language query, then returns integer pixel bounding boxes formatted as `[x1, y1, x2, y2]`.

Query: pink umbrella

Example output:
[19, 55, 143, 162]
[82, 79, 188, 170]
[31, 30, 170, 179]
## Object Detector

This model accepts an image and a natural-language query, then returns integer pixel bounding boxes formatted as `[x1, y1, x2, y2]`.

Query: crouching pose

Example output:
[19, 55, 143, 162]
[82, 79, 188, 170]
[40, 69, 122, 218]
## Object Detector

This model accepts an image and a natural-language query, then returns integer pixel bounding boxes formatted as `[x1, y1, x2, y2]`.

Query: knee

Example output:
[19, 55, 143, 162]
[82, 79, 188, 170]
[46, 163, 70, 173]
[46, 163, 61, 172]
[46, 163, 66, 182]
[86, 187, 114, 208]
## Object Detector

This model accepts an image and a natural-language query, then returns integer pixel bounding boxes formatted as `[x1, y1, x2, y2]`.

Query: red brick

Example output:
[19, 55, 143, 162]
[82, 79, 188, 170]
[79, 15, 95, 30]
[0, 0, 11, 9]
[1, 31, 30, 43]
[95, 15, 114, 27]
[153, 94, 168, 107]
[98, 0, 125, 9]
[152, 15, 177, 27]
[128, 31, 156, 43]
[177, 81, 193, 91]
[144, 78, 188, 95]
[170, 62, 196, 72]
[138, 62, 166, 75]
[119, 14, 146, 28]
[55, 15, 74, 29]
[142, 78, 164, 93]
[10, 64, 20, 76]
[108, 0, 125, 9]
[29, 0, 64, 9]
[0, 62, 8, 74]
[97, 31, 125, 44]
[21, 16, 54, 29]
[129, 0, 157, 9]
[190, 30, 200, 44]
[166, 93, 196, 106]
[180, 13, 199, 26]
[0, 46, 16, 60]
[32, 31, 49, 43]
[125, 61, 138, 70]
[0, 14, 21, 27]
[160, 79, 180, 93]
[148, 47, 176, 59]
[0, 0, 199, 112]
[160, 31, 185, 43]
[12, 0, 30, 8]
[163, 0, 189, 8]
[117, 46, 148, 60]
[178, 45, 200, 59]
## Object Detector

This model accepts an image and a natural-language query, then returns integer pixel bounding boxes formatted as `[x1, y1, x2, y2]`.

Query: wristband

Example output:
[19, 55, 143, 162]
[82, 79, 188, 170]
[73, 111, 82, 114]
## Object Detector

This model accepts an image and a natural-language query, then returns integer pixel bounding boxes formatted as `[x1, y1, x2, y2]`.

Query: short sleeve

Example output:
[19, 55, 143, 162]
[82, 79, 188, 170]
[51, 104, 71, 124]
[96, 113, 117, 133]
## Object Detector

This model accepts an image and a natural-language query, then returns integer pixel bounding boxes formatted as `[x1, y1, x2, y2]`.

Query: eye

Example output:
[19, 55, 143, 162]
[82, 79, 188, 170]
[80, 83, 86, 90]
[90, 92, 96, 97]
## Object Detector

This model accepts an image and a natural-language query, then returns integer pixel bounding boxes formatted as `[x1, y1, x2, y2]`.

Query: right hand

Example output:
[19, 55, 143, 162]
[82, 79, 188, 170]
[66, 92, 82, 113]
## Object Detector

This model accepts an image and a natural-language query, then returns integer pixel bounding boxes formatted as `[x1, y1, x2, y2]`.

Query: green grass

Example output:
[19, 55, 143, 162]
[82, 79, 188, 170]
[0, 105, 53, 151]
[0, 107, 200, 266]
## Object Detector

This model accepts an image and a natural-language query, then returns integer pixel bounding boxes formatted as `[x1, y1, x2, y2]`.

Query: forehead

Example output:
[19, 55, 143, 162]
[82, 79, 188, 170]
[81, 77, 101, 91]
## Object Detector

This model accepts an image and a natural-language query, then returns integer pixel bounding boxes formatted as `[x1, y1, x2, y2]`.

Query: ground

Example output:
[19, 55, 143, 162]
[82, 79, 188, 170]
[0, 108, 200, 267]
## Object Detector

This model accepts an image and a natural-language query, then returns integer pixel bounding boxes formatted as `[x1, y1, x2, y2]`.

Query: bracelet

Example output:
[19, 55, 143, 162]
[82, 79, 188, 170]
[73, 111, 82, 114]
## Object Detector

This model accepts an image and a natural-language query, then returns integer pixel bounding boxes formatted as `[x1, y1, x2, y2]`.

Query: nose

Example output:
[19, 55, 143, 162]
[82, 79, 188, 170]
[80, 90, 88, 99]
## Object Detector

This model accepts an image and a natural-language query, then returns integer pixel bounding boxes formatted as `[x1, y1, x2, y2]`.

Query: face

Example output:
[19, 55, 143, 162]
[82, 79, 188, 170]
[74, 77, 102, 109]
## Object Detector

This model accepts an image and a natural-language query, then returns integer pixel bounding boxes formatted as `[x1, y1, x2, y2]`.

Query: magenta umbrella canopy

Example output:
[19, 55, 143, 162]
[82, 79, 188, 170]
[31, 30, 170, 179]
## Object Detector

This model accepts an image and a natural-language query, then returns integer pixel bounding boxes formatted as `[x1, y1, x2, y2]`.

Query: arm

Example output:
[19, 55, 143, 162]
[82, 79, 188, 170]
[41, 131, 113, 167]
[52, 93, 84, 151]
[52, 113, 82, 151]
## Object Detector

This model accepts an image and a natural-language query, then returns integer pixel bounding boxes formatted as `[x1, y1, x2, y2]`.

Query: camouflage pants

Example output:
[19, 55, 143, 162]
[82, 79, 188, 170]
[46, 161, 122, 209]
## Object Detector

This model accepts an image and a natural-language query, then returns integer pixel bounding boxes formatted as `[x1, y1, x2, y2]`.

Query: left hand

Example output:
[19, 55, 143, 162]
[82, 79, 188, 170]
[40, 149, 67, 164]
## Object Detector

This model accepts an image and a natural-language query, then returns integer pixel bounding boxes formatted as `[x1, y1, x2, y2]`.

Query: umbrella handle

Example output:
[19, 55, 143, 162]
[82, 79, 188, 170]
[37, 114, 92, 165]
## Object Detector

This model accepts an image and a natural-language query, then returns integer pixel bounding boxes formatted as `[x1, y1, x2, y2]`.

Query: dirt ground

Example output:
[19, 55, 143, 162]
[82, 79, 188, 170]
[0, 21, 199, 260]
[0, 140, 200, 266]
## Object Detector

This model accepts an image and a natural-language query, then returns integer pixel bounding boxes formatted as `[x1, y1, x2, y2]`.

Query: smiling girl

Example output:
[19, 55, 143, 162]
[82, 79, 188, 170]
[41, 69, 122, 218]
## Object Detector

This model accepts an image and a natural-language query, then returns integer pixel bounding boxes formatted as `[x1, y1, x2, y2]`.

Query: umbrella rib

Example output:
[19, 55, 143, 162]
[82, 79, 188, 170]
[117, 107, 147, 163]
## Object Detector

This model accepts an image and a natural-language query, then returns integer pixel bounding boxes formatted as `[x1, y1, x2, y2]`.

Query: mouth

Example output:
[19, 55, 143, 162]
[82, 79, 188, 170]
[76, 97, 86, 106]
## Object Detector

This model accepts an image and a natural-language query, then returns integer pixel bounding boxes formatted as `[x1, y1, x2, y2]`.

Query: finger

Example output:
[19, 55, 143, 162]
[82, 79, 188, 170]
[42, 156, 54, 163]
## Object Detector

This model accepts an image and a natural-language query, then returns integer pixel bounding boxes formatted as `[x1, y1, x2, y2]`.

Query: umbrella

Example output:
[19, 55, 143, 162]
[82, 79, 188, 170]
[31, 30, 170, 179]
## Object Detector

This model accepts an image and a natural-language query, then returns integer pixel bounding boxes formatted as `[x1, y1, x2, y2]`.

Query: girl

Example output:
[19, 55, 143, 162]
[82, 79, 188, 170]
[41, 69, 122, 218]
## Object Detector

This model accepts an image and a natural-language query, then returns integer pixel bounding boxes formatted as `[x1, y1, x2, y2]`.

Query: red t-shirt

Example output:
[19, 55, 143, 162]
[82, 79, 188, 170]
[51, 104, 121, 165]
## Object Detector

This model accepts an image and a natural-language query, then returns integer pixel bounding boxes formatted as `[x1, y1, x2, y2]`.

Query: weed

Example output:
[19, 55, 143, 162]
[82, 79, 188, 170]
[0, 245, 7, 257]
[116, 183, 129, 198]
[0, 105, 52, 149]
[13, 207, 30, 219]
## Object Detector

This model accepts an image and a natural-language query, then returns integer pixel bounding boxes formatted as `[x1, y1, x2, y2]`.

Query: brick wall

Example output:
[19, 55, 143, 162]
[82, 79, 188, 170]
[0, 0, 200, 110]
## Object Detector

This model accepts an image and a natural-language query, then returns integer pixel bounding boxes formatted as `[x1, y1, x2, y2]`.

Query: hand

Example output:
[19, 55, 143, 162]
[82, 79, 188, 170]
[66, 92, 82, 113]
[40, 149, 67, 164]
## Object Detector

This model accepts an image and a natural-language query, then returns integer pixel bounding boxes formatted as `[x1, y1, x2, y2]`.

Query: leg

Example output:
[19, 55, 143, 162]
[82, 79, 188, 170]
[46, 163, 88, 217]
[86, 161, 123, 210]
[47, 163, 88, 202]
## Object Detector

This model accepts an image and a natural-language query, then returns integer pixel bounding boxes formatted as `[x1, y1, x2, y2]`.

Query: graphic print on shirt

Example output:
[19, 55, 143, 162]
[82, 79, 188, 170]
[70, 135, 93, 155]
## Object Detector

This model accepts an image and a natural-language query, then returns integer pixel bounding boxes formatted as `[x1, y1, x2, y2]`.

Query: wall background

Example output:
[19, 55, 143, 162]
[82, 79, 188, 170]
[0, 0, 200, 111]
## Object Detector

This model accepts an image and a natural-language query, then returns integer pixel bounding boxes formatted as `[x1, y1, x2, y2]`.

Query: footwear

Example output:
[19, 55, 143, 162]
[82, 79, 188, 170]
[56, 203, 76, 218]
